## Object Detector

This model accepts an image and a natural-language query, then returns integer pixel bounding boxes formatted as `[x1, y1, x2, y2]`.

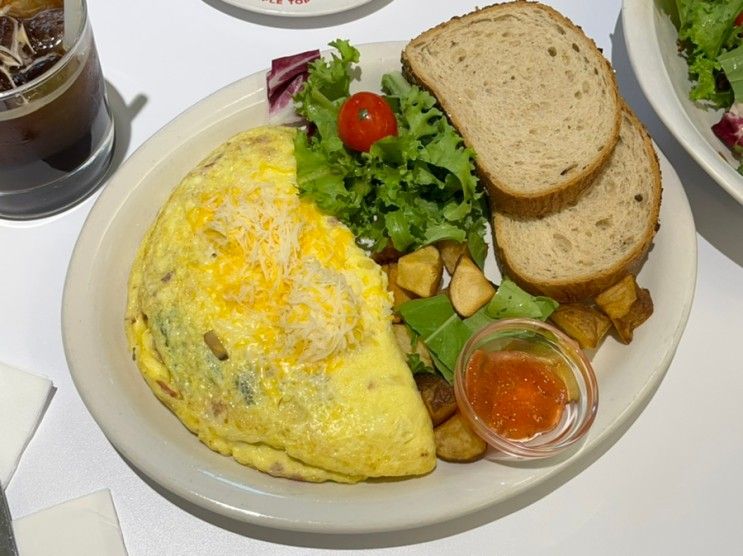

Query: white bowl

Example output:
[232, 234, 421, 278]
[623, 0, 743, 205]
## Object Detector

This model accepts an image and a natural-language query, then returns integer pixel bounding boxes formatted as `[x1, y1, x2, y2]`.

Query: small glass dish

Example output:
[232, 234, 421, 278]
[454, 318, 598, 460]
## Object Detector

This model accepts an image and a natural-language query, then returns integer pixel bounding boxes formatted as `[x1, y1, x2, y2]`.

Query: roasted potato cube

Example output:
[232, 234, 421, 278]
[372, 242, 403, 265]
[396, 246, 443, 298]
[611, 287, 653, 344]
[550, 303, 612, 349]
[382, 264, 417, 317]
[393, 324, 433, 369]
[414, 372, 457, 426]
[595, 275, 637, 320]
[434, 412, 487, 462]
[449, 256, 496, 317]
[596, 275, 653, 344]
[437, 240, 468, 274]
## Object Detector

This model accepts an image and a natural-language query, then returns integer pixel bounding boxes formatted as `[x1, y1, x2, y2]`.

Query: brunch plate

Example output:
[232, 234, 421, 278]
[62, 41, 697, 533]
[219, 0, 373, 17]
[623, 0, 743, 205]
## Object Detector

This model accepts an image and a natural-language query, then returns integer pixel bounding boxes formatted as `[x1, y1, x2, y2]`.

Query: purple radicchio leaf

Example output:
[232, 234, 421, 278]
[712, 105, 743, 150]
[266, 49, 320, 121]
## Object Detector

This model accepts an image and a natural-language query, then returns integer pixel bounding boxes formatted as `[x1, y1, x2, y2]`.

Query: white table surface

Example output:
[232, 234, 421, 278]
[3, 0, 743, 554]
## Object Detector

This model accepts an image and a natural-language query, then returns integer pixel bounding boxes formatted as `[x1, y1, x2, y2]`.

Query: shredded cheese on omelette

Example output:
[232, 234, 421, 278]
[190, 162, 375, 366]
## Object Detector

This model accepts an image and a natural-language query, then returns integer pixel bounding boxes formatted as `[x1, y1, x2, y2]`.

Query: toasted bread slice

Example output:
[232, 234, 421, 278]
[492, 106, 662, 302]
[402, 1, 621, 217]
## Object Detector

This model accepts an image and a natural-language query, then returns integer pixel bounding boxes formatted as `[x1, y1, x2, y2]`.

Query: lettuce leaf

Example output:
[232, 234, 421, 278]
[398, 295, 470, 383]
[486, 280, 559, 321]
[677, 0, 743, 58]
[673, 0, 743, 107]
[718, 44, 743, 101]
[688, 55, 732, 106]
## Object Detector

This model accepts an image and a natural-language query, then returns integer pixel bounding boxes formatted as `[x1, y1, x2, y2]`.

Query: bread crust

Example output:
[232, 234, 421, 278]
[492, 105, 663, 302]
[401, 1, 622, 218]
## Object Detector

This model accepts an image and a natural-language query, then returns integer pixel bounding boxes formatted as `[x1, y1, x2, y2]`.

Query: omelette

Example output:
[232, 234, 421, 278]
[125, 126, 436, 483]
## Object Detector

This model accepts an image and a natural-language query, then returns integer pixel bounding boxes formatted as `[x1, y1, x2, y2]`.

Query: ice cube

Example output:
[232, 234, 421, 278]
[24, 7, 63, 54]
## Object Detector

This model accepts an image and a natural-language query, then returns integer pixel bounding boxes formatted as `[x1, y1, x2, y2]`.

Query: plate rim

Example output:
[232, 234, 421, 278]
[217, 0, 374, 18]
[62, 40, 698, 533]
[622, 0, 743, 205]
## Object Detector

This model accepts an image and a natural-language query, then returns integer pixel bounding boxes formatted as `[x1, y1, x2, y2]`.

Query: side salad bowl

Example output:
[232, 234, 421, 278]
[623, 0, 743, 205]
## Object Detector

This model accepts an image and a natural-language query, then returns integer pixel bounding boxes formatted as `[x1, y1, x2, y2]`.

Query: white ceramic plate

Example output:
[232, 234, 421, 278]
[623, 0, 743, 205]
[219, 0, 373, 17]
[63, 41, 697, 533]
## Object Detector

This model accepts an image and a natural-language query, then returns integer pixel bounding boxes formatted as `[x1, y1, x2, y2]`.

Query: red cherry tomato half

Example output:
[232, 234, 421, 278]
[736, 11, 743, 27]
[337, 91, 398, 152]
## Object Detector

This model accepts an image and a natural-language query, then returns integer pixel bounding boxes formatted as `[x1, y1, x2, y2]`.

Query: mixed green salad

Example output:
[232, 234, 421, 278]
[270, 39, 488, 262]
[669, 0, 743, 171]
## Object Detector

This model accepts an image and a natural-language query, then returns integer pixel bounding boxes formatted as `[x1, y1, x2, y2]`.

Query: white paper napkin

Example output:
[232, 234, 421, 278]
[0, 362, 53, 486]
[13, 489, 128, 556]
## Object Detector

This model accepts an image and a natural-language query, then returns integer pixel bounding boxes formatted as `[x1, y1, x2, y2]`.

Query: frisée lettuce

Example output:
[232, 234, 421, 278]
[671, 0, 743, 108]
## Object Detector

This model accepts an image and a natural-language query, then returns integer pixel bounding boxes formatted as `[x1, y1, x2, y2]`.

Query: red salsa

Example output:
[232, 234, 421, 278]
[465, 349, 569, 441]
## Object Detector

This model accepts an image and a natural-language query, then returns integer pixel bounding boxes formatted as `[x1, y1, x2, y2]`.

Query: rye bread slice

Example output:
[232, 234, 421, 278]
[402, 1, 622, 217]
[492, 106, 662, 302]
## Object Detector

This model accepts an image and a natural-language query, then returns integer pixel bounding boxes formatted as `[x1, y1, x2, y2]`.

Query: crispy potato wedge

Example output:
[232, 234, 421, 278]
[382, 264, 417, 317]
[595, 275, 637, 320]
[596, 275, 653, 344]
[396, 245, 443, 298]
[611, 287, 653, 344]
[449, 256, 496, 317]
[549, 303, 611, 349]
[437, 240, 468, 274]
[414, 372, 457, 426]
[434, 411, 487, 462]
[393, 324, 434, 369]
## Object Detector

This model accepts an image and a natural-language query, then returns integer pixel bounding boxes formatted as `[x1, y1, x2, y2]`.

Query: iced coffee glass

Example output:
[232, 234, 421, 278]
[0, 0, 114, 220]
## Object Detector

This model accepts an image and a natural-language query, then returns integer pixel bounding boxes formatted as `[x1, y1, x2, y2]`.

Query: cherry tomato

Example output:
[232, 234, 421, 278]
[736, 11, 743, 27]
[337, 92, 398, 152]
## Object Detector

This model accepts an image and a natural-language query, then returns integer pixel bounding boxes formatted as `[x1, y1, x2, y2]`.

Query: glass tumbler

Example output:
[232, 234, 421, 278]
[0, 0, 114, 220]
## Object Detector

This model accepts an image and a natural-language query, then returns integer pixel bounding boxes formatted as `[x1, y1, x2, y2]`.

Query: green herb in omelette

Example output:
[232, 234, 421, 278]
[293, 39, 488, 256]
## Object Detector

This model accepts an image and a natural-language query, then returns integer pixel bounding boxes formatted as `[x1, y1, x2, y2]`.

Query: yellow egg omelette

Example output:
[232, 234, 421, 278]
[125, 126, 436, 483]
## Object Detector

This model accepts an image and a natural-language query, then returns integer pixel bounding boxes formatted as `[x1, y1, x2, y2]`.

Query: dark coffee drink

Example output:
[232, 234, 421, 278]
[0, 0, 114, 220]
